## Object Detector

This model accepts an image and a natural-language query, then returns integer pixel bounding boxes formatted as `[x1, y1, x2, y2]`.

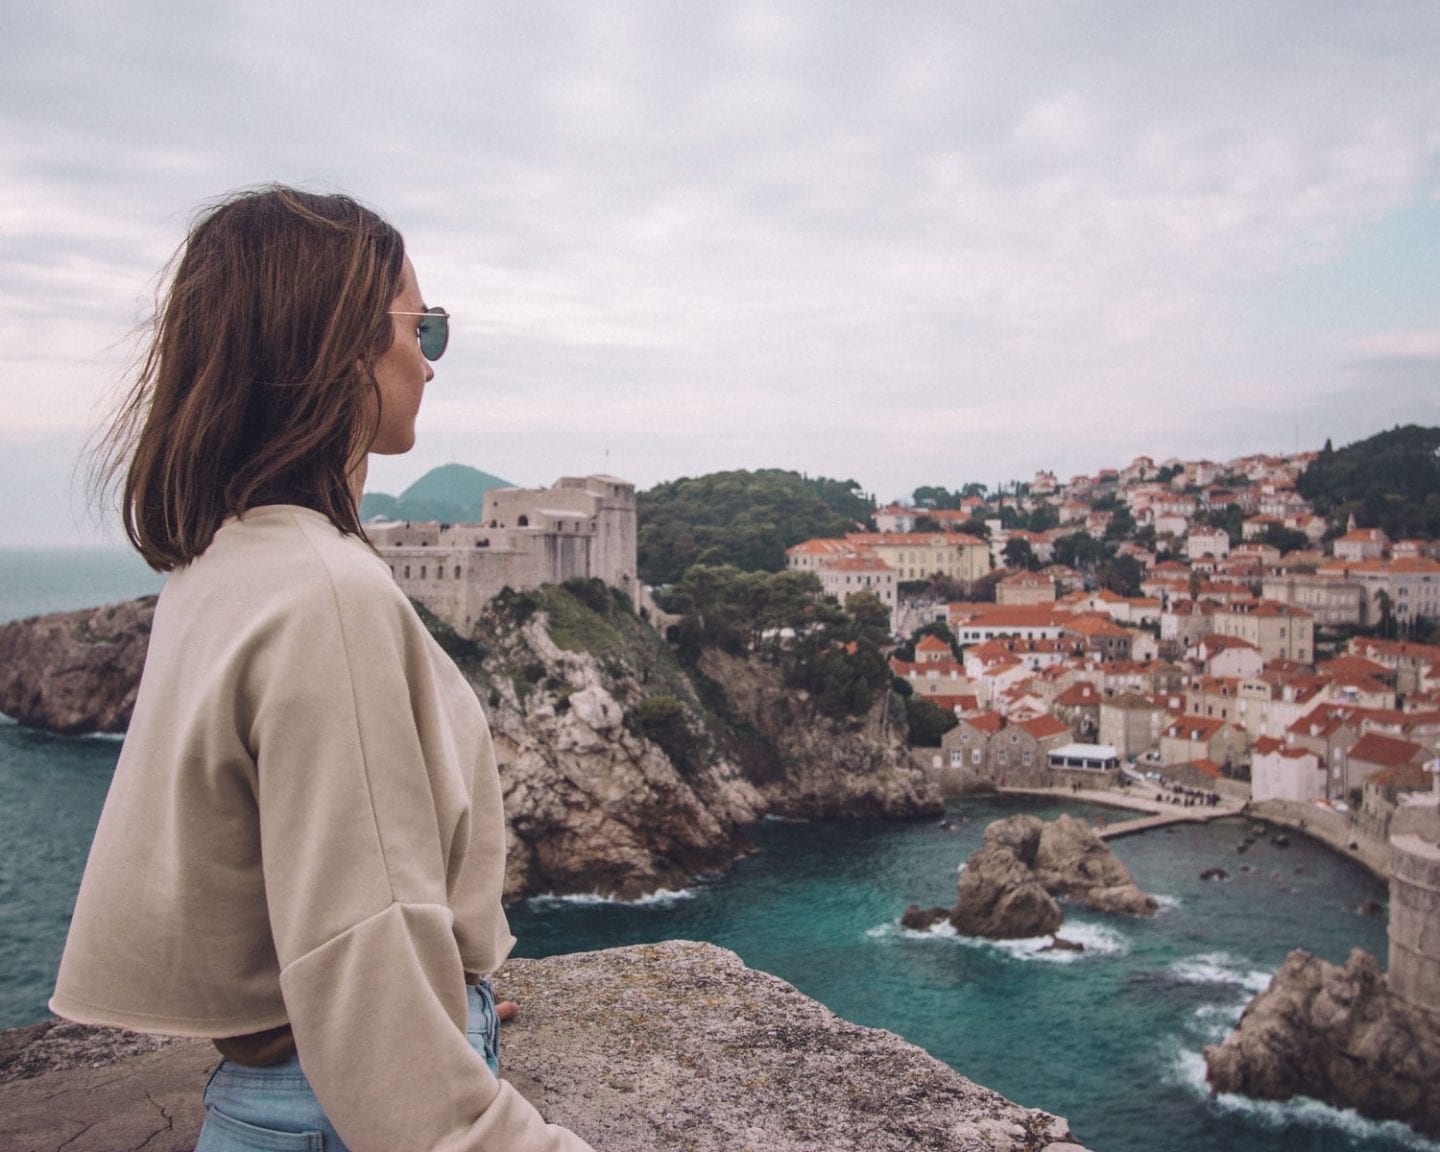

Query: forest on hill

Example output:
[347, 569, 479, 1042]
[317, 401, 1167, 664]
[637, 469, 873, 585]
[1299, 424, 1440, 539]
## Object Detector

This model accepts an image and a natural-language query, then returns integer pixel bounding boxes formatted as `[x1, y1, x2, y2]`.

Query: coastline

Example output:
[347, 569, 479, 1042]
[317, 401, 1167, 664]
[997, 783, 1390, 881]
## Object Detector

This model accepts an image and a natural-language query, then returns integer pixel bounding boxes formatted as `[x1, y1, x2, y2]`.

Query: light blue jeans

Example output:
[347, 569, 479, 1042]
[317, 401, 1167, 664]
[195, 981, 502, 1151]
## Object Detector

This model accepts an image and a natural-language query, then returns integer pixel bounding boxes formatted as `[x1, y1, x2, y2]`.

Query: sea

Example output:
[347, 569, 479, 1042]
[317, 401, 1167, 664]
[0, 547, 1434, 1152]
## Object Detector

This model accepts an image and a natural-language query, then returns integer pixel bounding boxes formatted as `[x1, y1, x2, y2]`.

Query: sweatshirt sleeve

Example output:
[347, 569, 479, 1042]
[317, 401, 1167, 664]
[243, 539, 594, 1152]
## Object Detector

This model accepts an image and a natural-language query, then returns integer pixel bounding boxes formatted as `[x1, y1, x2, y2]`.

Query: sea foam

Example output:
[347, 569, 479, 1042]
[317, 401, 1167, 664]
[873, 916, 1128, 962]
[526, 887, 696, 909]
[1165, 1044, 1440, 1150]
[1167, 951, 1273, 995]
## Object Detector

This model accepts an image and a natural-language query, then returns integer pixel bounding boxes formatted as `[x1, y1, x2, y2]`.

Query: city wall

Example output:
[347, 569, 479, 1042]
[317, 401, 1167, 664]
[1390, 834, 1440, 1017]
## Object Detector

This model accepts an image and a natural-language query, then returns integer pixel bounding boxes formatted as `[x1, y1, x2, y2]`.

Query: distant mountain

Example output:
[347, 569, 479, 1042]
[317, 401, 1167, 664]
[361, 464, 514, 524]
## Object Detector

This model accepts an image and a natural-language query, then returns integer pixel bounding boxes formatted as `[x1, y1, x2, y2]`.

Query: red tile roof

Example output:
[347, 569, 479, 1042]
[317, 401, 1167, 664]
[1349, 732, 1426, 769]
[1018, 714, 1070, 739]
[965, 712, 1006, 735]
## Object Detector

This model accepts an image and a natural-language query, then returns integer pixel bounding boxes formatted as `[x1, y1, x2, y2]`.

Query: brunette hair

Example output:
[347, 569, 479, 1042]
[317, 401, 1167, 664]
[98, 185, 405, 570]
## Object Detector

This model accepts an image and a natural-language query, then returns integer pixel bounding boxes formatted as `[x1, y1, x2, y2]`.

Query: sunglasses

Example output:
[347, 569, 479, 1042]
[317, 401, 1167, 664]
[389, 307, 450, 361]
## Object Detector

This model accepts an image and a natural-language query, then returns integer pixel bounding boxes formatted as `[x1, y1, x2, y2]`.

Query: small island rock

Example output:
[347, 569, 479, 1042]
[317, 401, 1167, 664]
[952, 843, 1064, 939]
[913, 813, 1158, 942]
[900, 904, 952, 932]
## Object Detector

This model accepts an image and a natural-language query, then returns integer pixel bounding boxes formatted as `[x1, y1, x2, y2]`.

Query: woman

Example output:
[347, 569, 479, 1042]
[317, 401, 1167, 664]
[53, 186, 594, 1151]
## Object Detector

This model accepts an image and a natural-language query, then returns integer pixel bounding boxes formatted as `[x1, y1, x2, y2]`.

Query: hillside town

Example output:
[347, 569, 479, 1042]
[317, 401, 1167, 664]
[370, 447, 1440, 862]
[785, 449, 1440, 853]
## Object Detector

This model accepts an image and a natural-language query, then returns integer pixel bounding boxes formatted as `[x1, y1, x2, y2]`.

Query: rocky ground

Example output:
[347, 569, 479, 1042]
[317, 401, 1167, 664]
[1204, 947, 1440, 1139]
[1, 942, 1091, 1152]
[903, 813, 1158, 940]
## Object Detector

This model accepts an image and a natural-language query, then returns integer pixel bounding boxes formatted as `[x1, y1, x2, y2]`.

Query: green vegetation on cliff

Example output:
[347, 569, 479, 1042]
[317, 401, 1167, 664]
[1298, 425, 1440, 538]
[638, 469, 873, 585]
[663, 565, 894, 723]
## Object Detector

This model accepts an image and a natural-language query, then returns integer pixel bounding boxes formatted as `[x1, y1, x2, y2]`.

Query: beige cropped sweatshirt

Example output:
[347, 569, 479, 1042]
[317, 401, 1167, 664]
[51, 505, 592, 1152]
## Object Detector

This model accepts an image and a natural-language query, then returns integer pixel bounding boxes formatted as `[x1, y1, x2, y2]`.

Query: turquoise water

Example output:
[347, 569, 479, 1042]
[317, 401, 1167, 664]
[508, 803, 1428, 1152]
[1, 549, 1435, 1150]
[0, 719, 115, 1027]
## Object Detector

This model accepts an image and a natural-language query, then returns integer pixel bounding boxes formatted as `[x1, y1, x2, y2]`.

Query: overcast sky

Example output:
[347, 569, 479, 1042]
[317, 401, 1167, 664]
[3, 3, 1439, 545]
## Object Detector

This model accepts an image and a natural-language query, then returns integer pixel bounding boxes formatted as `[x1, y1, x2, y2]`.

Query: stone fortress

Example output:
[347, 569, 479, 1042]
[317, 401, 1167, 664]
[368, 474, 640, 636]
[1389, 805, 1440, 1015]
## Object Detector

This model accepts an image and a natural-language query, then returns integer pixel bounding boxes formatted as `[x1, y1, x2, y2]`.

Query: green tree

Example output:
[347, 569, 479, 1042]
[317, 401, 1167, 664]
[638, 469, 873, 584]
[1003, 537, 1039, 571]
[912, 485, 963, 510]
[1098, 554, 1143, 596]
[1023, 505, 1059, 532]
[1298, 425, 1440, 539]
[1053, 532, 1106, 570]
[905, 695, 959, 747]
[1260, 524, 1311, 555]
[1104, 505, 1136, 541]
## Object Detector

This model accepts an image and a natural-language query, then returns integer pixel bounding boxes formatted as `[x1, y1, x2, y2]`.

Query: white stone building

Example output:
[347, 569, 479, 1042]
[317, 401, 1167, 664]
[370, 474, 638, 635]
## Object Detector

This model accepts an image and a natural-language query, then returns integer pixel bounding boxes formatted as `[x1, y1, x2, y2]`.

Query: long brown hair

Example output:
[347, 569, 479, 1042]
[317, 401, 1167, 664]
[96, 185, 405, 570]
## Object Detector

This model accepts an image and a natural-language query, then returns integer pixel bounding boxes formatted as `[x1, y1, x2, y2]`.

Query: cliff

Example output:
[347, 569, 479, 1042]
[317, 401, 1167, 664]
[0, 584, 940, 899]
[0, 598, 154, 735]
[463, 583, 939, 897]
[0, 941, 1089, 1152]
[1204, 947, 1440, 1138]
[697, 646, 941, 820]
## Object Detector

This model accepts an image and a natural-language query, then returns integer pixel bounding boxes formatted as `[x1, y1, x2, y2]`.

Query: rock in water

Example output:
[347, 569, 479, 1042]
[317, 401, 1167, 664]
[951, 842, 1063, 939]
[900, 904, 951, 931]
[0, 598, 154, 735]
[935, 814, 1157, 940]
[1031, 814, 1159, 916]
[1204, 948, 1440, 1138]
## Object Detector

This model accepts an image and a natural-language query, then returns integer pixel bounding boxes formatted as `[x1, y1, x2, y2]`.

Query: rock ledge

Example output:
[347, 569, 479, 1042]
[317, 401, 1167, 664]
[1, 940, 1089, 1152]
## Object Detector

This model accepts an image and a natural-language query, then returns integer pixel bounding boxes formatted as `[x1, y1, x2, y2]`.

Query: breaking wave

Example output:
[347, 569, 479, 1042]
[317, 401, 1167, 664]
[871, 916, 1128, 962]
[1165, 1045, 1440, 1150]
[526, 887, 696, 909]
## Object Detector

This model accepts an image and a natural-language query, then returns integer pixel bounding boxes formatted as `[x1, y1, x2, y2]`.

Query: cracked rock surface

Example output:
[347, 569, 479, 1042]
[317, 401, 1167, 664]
[2, 941, 1089, 1152]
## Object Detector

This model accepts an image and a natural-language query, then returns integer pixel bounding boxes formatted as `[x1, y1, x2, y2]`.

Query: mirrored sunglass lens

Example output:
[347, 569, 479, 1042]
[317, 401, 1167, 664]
[418, 309, 448, 361]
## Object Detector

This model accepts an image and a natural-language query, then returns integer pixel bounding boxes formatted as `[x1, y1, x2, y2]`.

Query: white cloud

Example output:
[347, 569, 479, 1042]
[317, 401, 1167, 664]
[2, 2, 1439, 541]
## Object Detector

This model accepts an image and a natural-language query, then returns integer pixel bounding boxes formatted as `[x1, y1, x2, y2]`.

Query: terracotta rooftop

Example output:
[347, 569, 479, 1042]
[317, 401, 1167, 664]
[1349, 732, 1427, 770]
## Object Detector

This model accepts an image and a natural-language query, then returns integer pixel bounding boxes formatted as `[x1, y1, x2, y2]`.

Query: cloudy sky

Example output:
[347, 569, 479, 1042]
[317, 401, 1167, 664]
[3, 3, 1439, 545]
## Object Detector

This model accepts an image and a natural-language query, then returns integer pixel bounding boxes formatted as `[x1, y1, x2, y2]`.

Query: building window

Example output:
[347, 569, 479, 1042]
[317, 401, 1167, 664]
[454, 566, 461, 579]
[404, 565, 411, 579]
[971, 749, 982, 765]
[420, 565, 427, 579]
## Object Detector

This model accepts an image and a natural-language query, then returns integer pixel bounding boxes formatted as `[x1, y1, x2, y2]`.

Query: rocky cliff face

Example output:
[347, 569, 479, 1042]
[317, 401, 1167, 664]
[466, 587, 940, 899]
[0, 599, 154, 735]
[462, 594, 764, 901]
[697, 647, 942, 820]
[1204, 948, 1440, 1138]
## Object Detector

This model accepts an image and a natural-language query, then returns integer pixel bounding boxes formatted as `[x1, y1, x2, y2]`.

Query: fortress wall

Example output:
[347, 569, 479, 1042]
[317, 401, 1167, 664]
[1389, 834, 1440, 1016]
